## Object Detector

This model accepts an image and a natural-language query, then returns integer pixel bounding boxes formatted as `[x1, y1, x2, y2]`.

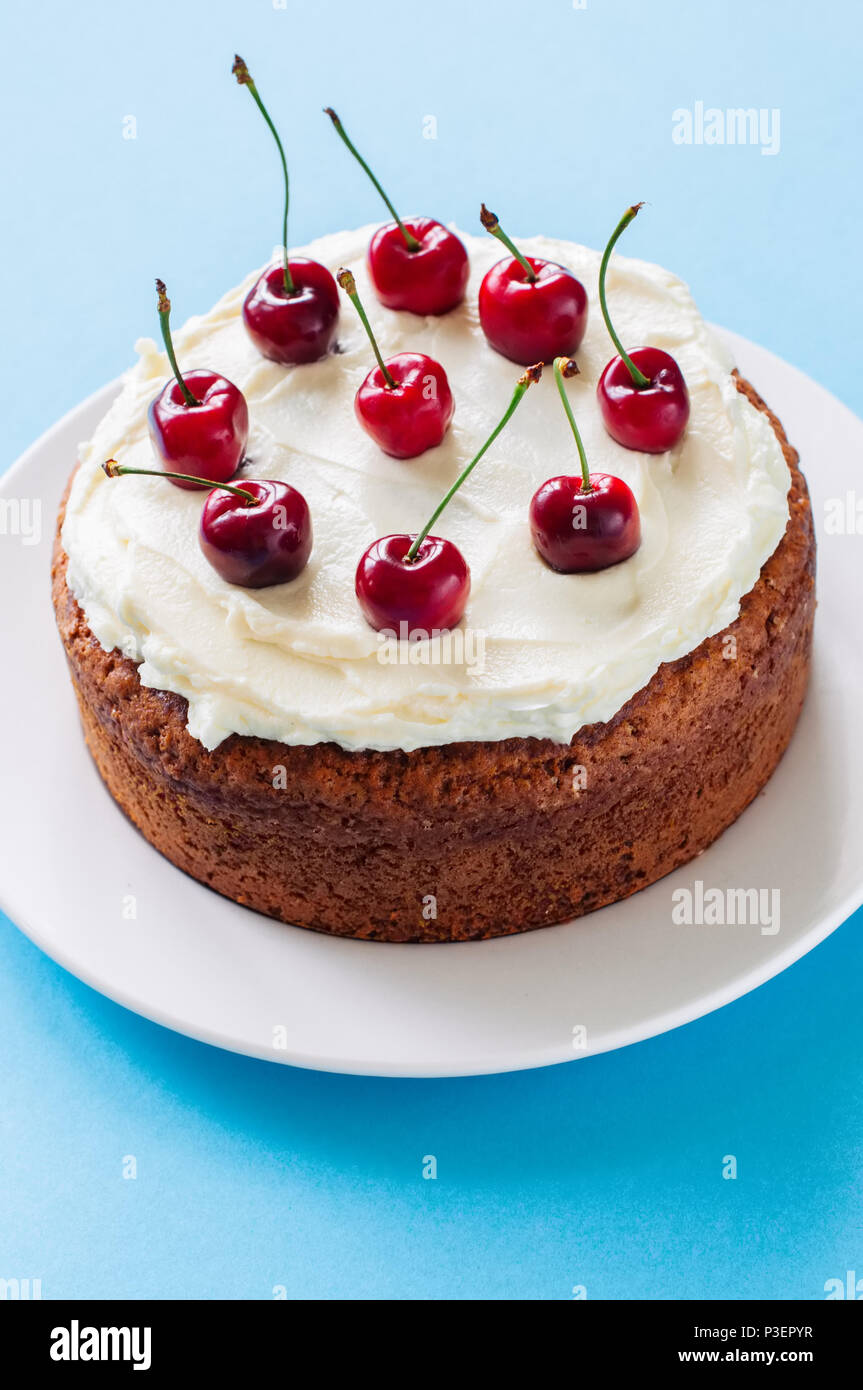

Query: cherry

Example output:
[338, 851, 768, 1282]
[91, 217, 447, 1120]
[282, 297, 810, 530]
[102, 462, 312, 589]
[366, 218, 468, 317]
[355, 363, 542, 636]
[595, 203, 690, 452]
[529, 357, 641, 573]
[147, 280, 248, 489]
[477, 204, 588, 365]
[234, 56, 339, 364]
[337, 268, 453, 458]
[324, 107, 468, 316]
[355, 534, 470, 635]
[242, 257, 340, 366]
[200, 478, 312, 588]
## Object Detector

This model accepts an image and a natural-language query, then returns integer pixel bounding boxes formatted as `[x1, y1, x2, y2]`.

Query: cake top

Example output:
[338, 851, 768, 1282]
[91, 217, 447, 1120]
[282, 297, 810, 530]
[62, 224, 790, 752]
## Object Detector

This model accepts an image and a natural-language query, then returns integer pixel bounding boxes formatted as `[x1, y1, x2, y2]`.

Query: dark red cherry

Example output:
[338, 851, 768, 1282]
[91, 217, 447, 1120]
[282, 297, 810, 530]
[233, 59, 339, 365]
[532, 356, 641, 573]
[242, 258, 340, 365]
[530, 473, 641, 573]
[101, 462, 311, 589]
[324, 109, 468, 315]
[148, 369, 248, 490]
[355, 534, 469, 635]
[597, 346, 690, 453]
[200, 478, 312, 588]
[368, 218, 468, 316]
[596, 203, 689, 452]
[478, 205, 587, 365]
[356, 352, 453, 458]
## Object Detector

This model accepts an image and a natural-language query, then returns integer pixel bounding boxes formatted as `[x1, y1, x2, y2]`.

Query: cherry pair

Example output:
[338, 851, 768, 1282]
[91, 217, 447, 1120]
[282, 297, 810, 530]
[479, 200, 689, 454]
[127, 272, 310, 589]
[236, 66, 471, 364]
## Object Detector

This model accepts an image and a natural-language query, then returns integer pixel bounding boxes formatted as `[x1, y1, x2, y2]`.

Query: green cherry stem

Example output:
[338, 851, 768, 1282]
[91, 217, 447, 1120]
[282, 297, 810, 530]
[336, 268, 396, 388]
[405, 363, 543, 563]
[102, 459, 257, 505]
[233, 54, 295, 295]
[324, 107, 420, 253]
[598, 203, 651, 389]
[480, 204, 537, 283]
[156, 280, 200, 407]
[553, 357, 591, 493]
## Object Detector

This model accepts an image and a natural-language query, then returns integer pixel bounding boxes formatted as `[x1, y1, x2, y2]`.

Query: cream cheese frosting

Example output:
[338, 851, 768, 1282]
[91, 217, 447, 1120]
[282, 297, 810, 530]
[62, 225, 791, 752]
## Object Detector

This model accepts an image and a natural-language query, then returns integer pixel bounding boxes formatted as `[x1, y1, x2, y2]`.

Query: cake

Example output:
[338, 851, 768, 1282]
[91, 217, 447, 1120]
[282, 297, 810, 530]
[53, 226, 815, 942]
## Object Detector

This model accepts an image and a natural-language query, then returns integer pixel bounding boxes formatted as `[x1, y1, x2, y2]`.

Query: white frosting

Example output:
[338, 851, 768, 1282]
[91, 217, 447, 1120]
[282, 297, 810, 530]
[62, 225, 791, 752]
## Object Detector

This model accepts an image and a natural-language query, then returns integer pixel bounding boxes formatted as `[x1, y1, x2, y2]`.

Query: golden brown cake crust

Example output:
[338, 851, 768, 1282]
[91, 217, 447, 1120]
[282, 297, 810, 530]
[52, 375, 815, 941]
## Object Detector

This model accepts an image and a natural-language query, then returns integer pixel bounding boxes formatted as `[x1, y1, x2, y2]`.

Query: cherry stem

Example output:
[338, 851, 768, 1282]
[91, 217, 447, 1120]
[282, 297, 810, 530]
[324, 107, 420, 254]
[480, 204, 537, 283]
[234, 55, 296, 295]
[102, 459, 257, 506]
[405, 364, 543, 563]
[155, 280, 200, 408]
[336, 268, 396, 388]
[598, 203, 651, 389]
[553, 357, 591, 494]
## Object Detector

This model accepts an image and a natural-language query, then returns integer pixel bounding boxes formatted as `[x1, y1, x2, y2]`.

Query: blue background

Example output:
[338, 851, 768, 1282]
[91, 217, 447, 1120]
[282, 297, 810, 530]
[2, 0, 861, 1300]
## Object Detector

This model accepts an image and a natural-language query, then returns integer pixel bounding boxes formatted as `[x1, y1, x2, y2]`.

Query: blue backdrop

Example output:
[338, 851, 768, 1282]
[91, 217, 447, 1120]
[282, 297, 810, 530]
[2, 0, 860, 1300]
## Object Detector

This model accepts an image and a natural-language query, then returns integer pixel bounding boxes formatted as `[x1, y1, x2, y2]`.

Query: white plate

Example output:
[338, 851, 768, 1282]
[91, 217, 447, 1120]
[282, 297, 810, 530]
[1, 331, 860, 1077]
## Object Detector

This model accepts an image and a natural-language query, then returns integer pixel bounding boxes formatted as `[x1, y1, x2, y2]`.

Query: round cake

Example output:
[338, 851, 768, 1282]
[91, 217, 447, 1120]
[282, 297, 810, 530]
[53, 226, 815, 941]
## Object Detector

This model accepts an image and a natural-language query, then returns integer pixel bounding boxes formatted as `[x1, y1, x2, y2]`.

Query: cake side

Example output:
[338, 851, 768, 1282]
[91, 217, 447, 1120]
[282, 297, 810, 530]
[52, 375, 815, 941]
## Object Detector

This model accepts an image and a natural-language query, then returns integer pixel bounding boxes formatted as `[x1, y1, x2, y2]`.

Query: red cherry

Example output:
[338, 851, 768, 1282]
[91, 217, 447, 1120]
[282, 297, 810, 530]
[148, 369, 248, 490]
[356, 352, 453, 458]
[368, 218, 468, 316]
[477, 205, 587, 365]
[596, 202, 689, 452]
[148, 280, 248, 489]
[101, 464, 312, 589]
[530, 473, 641, 573]
[233, 58, 340, 365]
[242, 258, 339, 365]
[354, 363, 543, 635]
[530, 357, 641, 573]
[337, 266, 453, 457]
[355, 534, 469, 635]
[200, 479, 312, 588]
[325, 108, 468, 315]
[479, 257, 588, 366]
[597, 346, 690, 453]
